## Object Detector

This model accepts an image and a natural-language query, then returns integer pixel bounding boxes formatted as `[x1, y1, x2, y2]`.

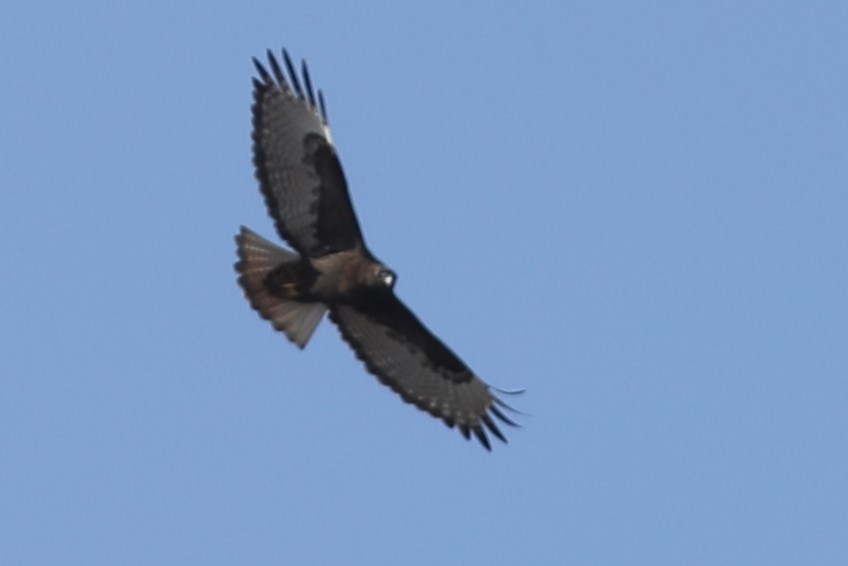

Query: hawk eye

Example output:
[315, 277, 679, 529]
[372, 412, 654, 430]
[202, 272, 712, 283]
[380, 269, 396, 287]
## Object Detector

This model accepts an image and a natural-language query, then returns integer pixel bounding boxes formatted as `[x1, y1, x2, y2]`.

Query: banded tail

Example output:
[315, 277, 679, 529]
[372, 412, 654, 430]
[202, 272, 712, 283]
[235, 226, 327, 348]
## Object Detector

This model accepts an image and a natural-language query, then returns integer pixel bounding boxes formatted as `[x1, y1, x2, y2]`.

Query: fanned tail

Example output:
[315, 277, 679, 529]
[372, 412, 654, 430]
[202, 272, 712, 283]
[235, 226, 327, 348]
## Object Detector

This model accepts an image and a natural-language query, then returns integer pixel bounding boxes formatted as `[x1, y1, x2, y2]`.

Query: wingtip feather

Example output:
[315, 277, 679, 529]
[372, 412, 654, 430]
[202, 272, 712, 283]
[282, 49, 303, 97]
[301, 59, 317, 108]
[490, 405, 519, 429]
[482, 414, 507, 444]
[472, 426, 492, 451]
[318, 90, 328, 122]
[268, 50, 286, 86]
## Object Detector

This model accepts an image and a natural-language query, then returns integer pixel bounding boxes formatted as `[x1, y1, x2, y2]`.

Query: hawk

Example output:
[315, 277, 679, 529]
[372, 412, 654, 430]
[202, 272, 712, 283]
[235, 49, 518, 449]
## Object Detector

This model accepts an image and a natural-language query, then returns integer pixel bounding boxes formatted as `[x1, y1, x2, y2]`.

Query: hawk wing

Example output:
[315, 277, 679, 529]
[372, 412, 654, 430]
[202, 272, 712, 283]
[252, 49, 364, 257]
[329, 296, 517, 450]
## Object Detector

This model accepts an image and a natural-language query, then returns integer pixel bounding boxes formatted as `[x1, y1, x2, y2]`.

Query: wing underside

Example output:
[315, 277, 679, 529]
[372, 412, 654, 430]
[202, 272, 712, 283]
[329, 297, 517, 449]
[252, 50, 364, 257]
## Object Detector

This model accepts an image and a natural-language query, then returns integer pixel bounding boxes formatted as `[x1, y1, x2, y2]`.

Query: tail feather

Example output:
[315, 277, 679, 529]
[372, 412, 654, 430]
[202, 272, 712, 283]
[235, 226, 327, 348]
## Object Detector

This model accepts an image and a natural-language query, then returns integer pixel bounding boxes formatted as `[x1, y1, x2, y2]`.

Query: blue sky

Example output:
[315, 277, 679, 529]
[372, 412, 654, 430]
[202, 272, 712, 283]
[3, 2, 847, 564]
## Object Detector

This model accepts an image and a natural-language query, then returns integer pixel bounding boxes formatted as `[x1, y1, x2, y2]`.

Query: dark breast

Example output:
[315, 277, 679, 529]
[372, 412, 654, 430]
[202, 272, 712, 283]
[309, 248, 379, 301]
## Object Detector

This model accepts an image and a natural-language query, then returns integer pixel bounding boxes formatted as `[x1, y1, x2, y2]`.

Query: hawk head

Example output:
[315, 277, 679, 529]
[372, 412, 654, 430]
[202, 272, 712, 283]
[374, 266, 397, 289]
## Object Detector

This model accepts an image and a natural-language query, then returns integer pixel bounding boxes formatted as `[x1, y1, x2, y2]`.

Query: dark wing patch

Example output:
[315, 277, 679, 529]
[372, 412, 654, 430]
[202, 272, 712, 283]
[329, 296, 517, 450]
[252, 49, 364, 257]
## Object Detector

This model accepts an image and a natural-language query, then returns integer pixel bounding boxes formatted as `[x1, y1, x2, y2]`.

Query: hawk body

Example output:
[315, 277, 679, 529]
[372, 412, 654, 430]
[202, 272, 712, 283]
[236, 49, 517, 449]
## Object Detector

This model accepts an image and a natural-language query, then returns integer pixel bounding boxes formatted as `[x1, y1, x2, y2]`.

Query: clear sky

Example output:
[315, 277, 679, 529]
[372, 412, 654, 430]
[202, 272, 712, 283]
[3, 2, 847, 564]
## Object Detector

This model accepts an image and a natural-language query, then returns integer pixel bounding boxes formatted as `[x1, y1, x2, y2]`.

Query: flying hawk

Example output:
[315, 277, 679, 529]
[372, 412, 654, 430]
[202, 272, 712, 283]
[235, 49, 518, 449]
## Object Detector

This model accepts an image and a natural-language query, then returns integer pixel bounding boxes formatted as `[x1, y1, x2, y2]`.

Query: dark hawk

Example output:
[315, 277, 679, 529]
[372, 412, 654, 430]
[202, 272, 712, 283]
[235, 49, 518, 449]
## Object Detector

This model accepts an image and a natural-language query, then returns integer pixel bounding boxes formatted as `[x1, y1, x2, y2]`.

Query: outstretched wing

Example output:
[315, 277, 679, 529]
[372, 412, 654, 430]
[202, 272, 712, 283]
[252, 49, 364, 257]
[329, 296, 518, 450]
